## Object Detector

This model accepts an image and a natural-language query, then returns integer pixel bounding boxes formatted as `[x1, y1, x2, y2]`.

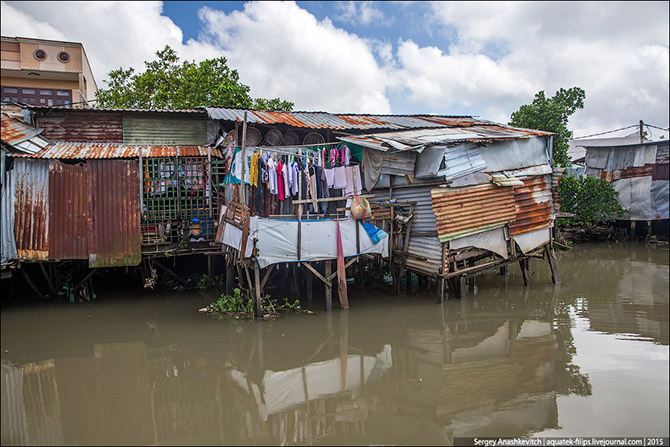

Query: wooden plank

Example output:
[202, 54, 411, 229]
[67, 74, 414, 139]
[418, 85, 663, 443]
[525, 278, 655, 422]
[324, 261, 332, 311]
[301, 261, 330, 286]
[327, 257, 357, 282]
[260, 264, 275, 290]
[292, 194, 375, 205]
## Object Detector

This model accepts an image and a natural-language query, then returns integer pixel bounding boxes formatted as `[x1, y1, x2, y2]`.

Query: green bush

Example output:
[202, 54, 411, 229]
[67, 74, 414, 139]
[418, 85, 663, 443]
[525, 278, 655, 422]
[558, 174, 626, 226]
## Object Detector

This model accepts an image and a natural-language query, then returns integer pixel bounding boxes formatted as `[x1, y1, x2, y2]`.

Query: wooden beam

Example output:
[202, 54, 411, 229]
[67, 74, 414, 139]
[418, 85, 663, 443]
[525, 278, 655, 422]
[39, 262, 57, 295]
[20, 268, 44, 299]
[324, 261, 332, 311]
[260, 264, 275, 290]
[292, 194, 375, 205]
[327, 257, 357, 282]
[153, 259, 189, 286]
[300, 261, 330, 287]
[73, 269, 98, 294]
[254, 262, 262, 318]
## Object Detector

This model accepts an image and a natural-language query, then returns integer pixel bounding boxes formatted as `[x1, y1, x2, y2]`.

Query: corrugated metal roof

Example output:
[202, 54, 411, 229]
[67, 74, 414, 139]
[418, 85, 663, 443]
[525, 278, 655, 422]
[205, 107, 490, 131]
[431, 184, 516, 242]
[508, 176, 553, 236]
[1, 166, 18, 263]
[1, 113, 43, 147]
[37, 110, 124, 142]
[49, 161, 88, 260]
[12, 142, 221, 159]
[440, 144, 487, 180]
[339, 126, 551, 151]
[87, 160, 141, 267]
[13, 159, 50, 260]
[27, 105, 206, 114]
[122, 114, 207, 145]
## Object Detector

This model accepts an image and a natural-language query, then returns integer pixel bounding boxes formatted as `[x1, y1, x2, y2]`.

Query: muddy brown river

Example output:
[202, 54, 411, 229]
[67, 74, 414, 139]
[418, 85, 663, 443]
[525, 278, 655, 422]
[1, 243, 668, 445]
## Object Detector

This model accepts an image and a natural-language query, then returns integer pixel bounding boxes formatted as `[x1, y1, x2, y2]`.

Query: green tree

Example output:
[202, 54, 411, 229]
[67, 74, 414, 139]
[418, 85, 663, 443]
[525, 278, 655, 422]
[509, 87, 585, 167]
[558, 174, 626, 227]
[95, 46, 294, 111]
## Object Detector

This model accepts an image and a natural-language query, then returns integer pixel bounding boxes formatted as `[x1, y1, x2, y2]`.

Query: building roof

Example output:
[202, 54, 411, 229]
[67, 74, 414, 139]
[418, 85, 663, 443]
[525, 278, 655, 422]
[9, 141, 221, 159]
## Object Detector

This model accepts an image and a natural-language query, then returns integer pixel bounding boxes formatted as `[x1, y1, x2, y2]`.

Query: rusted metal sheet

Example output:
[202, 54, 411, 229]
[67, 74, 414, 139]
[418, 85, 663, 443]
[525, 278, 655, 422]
[551, 167, 564, 213]
[431, 184, 516, 242]
[12, 142, 222, 159]
[123, 114, 207, 145]
[508, 176, 553, 236]
[609, 165, 654, 180]
[13, 159, 50, 260]
[656, 143, 669, 164]
[49, 161, 87, 259]
[380, 151, 417, 176]
[1, 163, 18, 263]
[1, 113, 43, 146]
[36, 111, 123, 142]
[86, 159, 141, 267]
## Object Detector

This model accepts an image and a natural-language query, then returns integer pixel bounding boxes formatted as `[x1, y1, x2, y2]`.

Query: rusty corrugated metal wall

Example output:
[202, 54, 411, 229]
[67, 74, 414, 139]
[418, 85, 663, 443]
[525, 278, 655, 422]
[431, 184, 516, 242]
[36, 111, 124, 142]
[86, 160, 141, 268]
[123, 114, 207, 145]
[508, 176, 553, 236]
[13, 159, 50, 260]
[49, 161, 88, 260]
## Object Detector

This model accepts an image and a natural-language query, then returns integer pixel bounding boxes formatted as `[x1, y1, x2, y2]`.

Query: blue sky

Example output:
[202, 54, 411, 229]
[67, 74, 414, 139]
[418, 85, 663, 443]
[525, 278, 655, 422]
[2, 1, 669, 139]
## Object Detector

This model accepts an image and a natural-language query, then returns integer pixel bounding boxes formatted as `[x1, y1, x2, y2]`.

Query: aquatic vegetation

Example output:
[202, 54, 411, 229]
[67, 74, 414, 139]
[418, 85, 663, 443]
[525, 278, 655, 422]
[201, 288, 313, 319]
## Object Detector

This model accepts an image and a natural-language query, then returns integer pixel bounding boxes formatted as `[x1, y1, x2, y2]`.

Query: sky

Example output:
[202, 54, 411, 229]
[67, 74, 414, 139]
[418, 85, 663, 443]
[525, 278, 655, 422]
[2, 1, 669, 139]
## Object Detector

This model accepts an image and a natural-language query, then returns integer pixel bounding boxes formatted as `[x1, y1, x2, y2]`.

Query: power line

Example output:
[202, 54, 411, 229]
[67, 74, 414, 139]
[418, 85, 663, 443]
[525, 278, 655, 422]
[572, 125, 639, 140]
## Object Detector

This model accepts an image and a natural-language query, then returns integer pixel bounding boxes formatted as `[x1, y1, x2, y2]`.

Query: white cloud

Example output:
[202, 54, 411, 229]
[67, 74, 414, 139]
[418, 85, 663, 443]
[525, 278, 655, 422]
[197, 1, 392, 113]
[1, 1, 221, 88]
[1, 0, 667, 139]
[334, 1, 386, 26]
[426, 1, 670, 136]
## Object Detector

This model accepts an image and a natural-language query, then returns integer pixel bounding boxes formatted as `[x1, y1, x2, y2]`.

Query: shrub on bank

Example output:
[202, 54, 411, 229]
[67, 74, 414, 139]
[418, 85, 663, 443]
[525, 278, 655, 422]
[558, 174, 626, 227]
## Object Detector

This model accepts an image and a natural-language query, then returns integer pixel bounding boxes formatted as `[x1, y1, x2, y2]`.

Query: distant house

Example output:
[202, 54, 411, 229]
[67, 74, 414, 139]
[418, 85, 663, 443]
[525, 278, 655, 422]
[583, 140, 669, 222]
[1, 36, 98, 108]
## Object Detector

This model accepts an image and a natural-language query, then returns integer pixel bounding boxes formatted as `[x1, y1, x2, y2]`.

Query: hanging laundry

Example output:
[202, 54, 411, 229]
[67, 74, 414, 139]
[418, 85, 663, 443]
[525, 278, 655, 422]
[341, 144, 351, 166]
[277, 160, 285, 201]
[249, 152, 259, 187]
[282, 160, 290, 199]
[332, 166, 347, 190]
[351, 165, 362, 195]
[344, 166, 355, 196]
[256, 156, 265, 213]
[267, 157, 278, 195]
[324, 168, 335, 188]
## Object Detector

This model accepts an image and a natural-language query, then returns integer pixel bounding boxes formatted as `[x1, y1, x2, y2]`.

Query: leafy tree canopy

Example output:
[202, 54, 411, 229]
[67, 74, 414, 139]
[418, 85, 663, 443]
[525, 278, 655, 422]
[509, 87, 586, 168]
[558, 174, 625, 227]
[95, 46, 293, 111]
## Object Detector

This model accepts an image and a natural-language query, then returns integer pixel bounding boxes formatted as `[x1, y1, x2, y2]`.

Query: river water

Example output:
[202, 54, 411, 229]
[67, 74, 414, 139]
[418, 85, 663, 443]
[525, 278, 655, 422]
[1, 243, 668, 445]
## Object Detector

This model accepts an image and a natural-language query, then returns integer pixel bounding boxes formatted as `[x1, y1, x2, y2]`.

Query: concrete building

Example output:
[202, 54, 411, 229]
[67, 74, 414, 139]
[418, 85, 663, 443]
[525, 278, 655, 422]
[1, 36, 97, 108]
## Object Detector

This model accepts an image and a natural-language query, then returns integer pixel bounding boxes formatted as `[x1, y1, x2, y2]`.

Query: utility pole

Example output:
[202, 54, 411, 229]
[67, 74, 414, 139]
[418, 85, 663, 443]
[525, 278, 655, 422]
[639, 120, 645, 143]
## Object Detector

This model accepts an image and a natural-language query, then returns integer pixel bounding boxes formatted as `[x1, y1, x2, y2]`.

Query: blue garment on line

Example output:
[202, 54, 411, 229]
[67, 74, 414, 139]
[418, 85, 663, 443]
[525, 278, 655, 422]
[361, 221, 388, 244]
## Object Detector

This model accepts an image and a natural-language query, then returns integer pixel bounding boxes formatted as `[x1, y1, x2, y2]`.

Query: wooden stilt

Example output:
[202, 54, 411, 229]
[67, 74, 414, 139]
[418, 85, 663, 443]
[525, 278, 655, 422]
[253, 262, 262, 318]
[207, 255, 212, 278]
[305, 265, 313, 305]
[153, 259, 189, 287]
[544, 245, 561, 284]
[520, 258, 529, 286]
[20, 268, 44, 299]
[438, 277, 445, 303]
[324, 261, 332, 311]
[225, 256, 235, 295]
[39, 262, 57, 295]
[459, 275, 467, 299]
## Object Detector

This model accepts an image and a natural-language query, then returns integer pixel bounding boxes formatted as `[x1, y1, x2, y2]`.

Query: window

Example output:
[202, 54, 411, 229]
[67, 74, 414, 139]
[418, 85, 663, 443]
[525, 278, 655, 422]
[56, 90, 70, 96]
[4, 87, 18, 94]
[39, 90, 52, 95]
[22, 89, 35, 94]
[3, 86, 71, 107]
[34, 49, 47, 61]
[57, 51, 70, 63]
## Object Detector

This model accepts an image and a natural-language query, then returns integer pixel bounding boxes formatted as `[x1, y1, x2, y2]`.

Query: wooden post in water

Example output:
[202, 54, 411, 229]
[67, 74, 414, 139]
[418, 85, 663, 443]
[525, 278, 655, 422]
[324, 260, 332, 311]
[519, 258, 529, 286]
[305, 265, 313, 305]
[253, 261, 262, 318]
[459, 275, 467, 300]
[544, 244, 561, 284]
[438, 277, 445, 303]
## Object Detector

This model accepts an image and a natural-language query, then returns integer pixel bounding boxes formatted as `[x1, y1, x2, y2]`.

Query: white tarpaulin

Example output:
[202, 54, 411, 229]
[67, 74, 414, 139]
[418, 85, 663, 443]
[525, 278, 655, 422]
[241, 217, 388, 268]
[513, 227, 551, 254]
[229, 345, 393, 420]
[448, 227, 508, 259]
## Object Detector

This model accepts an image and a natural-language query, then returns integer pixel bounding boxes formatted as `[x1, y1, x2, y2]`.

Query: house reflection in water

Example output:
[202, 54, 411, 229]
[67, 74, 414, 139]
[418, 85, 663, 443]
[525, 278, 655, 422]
[0, 285, 604, 445]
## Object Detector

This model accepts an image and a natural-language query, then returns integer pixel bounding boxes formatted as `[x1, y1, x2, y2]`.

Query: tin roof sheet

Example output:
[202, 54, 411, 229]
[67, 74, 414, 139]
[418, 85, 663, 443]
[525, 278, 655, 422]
[431, 184, 517, 242]
[1, 113, 43, 147]
[339, 126, 552, 151]
[508, 175, 553, 236]
[11, 142, 221, 159]
[204, 107, 488, 131]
